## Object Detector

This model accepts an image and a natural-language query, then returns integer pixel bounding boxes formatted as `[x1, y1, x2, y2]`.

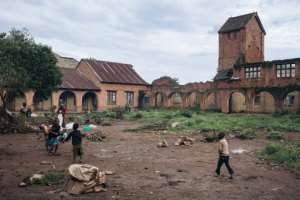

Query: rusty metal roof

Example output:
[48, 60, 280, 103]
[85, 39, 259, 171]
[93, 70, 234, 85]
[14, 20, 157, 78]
[82, 59, 149, 85]
[218, 12, 266, 34]
[59, 68, 100, 91]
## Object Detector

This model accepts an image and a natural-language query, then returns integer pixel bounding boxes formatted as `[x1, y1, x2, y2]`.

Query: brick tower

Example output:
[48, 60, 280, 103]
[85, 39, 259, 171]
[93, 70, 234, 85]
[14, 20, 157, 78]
[217, 12, 266, 72]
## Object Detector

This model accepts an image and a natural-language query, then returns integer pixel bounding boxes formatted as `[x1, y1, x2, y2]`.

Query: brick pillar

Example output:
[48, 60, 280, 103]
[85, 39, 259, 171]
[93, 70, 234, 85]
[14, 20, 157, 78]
[52, 90, 62, 111]
[221, 90, 230, 113]
[75, 91, 85, 113]
[25, 91, 34, 108]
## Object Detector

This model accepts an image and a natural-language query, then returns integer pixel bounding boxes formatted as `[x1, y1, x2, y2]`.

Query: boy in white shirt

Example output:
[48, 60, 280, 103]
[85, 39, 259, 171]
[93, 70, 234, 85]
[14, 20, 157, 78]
[215, 132, 234, 179]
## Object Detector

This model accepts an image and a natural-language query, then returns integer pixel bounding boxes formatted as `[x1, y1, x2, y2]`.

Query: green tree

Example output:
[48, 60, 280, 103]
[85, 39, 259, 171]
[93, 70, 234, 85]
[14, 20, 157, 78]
[0, 28, 62, 111]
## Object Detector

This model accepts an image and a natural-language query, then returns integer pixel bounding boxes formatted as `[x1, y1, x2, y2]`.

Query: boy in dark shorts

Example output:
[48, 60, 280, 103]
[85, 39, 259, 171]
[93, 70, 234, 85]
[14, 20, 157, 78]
[65, 123, 84, 163]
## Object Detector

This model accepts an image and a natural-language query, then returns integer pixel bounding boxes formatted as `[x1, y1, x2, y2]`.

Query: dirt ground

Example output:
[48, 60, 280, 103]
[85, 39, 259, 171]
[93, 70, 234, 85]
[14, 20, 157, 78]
[0, 121, 300, 200]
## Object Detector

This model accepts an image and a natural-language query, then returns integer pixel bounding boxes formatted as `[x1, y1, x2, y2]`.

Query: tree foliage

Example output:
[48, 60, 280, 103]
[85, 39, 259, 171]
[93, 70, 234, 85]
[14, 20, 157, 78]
[0, 29, 62, 108]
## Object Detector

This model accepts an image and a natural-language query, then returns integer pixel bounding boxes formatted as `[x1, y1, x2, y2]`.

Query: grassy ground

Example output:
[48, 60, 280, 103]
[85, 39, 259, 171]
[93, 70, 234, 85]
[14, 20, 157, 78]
[123, 109, 300, 134]
[259, 142, 300, 175]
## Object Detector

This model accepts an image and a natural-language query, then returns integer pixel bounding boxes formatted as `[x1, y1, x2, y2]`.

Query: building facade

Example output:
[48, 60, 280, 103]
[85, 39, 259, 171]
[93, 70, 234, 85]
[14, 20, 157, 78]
[150, 12, 300, 113]
[6, 55, 149, 113]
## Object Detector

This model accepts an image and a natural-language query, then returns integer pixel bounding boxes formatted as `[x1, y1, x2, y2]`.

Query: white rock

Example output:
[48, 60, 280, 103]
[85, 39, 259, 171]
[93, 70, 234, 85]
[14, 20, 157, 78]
[171, 122, 180, 128]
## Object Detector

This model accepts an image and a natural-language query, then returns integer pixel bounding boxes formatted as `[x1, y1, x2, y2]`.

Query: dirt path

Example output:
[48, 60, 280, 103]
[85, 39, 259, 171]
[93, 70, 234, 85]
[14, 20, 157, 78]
[0, 121, 299, 200]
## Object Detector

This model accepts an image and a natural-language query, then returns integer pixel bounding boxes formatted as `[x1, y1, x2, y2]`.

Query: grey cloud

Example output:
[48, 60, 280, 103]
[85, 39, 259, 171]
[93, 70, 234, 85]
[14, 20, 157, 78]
[0, 0, 299, 84]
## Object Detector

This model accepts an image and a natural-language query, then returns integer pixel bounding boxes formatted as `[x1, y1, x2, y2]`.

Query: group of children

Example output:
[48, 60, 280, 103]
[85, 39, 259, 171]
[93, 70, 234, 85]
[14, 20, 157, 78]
[39, 108, 235, 178]
[39, 105, 85, 163]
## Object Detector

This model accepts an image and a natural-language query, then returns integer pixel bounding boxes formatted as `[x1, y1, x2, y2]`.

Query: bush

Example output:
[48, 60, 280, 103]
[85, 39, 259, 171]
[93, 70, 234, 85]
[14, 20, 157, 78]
[235, 129, 257, 140]
[203, 132, 218, 142]
[133, 112, 143, 119]
[90, 114, 103, 125]
[267, 131, 284, 140]
[181, 111, 193, 118]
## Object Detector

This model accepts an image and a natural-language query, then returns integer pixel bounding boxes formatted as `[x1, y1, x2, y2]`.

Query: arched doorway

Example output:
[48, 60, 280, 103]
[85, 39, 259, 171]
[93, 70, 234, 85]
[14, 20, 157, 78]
[169, 92, 183, 107]
[229, 92, 246, 113]
[59, 91, 76, 112]
[204, 92, 217, 111]
[253, 91, 275, 113]
[155, 92, 164, 107]
[33, 92, 52, 111]
[6, 92, 26, 112]
[82, 92, 97, 112]
[283, 91, 300, 113]
[187, 92, 199, 107]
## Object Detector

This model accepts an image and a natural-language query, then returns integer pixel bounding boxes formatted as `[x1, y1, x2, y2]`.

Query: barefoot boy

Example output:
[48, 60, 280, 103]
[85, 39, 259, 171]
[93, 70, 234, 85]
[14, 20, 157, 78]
[215, 132, 234, 179]
[65, 123, 84, 163]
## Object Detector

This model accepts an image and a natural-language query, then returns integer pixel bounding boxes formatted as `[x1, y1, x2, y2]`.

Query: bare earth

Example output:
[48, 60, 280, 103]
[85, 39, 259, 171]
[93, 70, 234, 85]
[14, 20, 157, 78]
[0, 121, 299, 200]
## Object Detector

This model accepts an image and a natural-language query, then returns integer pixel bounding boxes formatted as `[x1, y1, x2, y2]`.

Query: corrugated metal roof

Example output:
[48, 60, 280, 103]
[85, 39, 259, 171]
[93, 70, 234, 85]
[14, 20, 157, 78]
[59, 68, 100, 90]
[218, 12, 266, 34]
[83, 59, 149, 85]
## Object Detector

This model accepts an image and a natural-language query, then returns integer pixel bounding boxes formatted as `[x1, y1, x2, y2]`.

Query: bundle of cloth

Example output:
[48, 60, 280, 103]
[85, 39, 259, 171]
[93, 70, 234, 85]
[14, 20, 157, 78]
[65, 164, 107, 194]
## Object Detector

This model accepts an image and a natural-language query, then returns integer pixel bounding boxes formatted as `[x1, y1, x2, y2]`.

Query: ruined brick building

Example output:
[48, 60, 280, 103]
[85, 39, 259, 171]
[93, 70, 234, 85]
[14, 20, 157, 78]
[150, 12, 300, 113]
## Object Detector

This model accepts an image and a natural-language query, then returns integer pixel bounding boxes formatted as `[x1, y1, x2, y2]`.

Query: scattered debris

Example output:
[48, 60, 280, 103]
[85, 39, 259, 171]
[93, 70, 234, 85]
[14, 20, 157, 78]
[168, 179, 185, 186]
[105, 170, 115, 175]
[231, 148, 248, 154]
[272, 186, 283, 191]
[86, 131, 106, 142]
[65, 164, 107, 195]
[30, 174, 45, 182]
[40, 161, 53, 165]
[18, 182, 27, 187]
[157, 140, 168, 148]
[174, 136, 195, 146]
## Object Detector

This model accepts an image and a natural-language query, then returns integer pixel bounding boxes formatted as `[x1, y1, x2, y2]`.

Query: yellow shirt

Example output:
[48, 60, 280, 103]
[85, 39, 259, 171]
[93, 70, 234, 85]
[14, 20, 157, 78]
[219, 138, 229, 156]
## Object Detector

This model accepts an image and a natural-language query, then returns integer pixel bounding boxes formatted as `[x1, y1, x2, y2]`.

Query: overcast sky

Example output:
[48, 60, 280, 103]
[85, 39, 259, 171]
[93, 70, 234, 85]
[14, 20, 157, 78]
[0, 0, 300, 84]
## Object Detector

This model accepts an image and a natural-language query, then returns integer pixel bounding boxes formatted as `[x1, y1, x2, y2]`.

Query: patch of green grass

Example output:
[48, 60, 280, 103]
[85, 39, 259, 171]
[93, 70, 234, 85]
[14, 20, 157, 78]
[259, 142, 300, 175]
[267, 131, 284, 140]
[123, 109, 300, 134]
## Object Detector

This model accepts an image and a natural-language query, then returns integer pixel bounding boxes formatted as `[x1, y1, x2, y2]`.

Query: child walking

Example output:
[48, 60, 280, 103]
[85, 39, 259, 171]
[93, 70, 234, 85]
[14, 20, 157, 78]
[215, 132, 234, 179]
[65, 123, 84, 163]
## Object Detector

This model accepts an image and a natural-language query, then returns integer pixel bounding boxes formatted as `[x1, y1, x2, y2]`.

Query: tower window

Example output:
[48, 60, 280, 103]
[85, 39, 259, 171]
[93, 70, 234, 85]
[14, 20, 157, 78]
[245, 66, 261, 79]
[276, 63, 295, 78]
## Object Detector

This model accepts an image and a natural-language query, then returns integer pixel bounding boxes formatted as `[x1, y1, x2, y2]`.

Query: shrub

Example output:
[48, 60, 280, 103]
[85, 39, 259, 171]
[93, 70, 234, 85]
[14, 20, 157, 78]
[203, 132, 218, 142]
[91, 114, 103, 125]
[133, 112, 143, 119]
[181, 111, 193, 118]
[267, 131, 284, 140]
[235, 129, 257, 140]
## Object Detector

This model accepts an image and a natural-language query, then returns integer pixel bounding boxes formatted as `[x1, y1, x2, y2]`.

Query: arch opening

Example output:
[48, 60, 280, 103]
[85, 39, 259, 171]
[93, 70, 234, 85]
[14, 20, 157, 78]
[229, 92, 246, 113]
[59, 91, 76, 112]
[283, 91, 300, 113]
[253, 91, 275, 113]
[82, 92, 97, 112]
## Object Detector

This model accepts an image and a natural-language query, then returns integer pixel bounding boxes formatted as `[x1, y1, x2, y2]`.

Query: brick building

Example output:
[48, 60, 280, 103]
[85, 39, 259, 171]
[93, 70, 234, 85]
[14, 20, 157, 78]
[6, 54, 149, 113]
[150, 12, 300, 113]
